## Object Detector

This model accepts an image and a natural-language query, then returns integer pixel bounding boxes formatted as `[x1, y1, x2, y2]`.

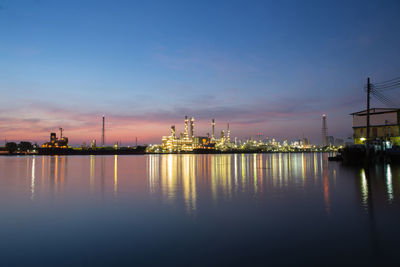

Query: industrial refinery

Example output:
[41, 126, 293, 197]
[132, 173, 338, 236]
[146, 116, 334, 153]
[42, 128, 69, 148]
[159, 116, 232, 152]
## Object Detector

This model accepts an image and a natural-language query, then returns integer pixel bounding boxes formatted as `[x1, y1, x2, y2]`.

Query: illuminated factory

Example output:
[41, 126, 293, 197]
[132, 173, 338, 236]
[161, 116, 231, 152]
[42, 128, 69, 148]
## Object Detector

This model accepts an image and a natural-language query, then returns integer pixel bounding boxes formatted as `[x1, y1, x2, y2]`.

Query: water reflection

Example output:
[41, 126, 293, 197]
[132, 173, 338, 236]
[146, 153, 334, 215]
[90, 155, 95, 192]
[31, 156, 35, 200]
[360, 168, 369, 209]
[386, 164, 394, 204]
[114, 155, 118, 197]
[1, 153, 399, 265]
[2, 153, 395, 214]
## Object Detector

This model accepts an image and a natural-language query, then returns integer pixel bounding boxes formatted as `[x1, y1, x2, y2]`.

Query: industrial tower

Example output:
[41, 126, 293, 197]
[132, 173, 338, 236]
[322, 114, 327, 146]
[227, 123, 230, 142]
[171, 125, 176, 139]
[211, 118, 215, 141]
[190, 117, 194, 139]
[184, 116, 189, 140]
[102, 115, 105, 147]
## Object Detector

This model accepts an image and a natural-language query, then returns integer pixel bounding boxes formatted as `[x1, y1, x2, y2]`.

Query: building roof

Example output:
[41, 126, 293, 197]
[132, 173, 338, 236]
[350, 108, 400, 116]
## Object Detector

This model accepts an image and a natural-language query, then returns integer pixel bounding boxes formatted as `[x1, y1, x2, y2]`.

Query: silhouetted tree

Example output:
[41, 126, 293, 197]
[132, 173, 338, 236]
[18, 141, 33, 151]
[6, 142, 18, 153]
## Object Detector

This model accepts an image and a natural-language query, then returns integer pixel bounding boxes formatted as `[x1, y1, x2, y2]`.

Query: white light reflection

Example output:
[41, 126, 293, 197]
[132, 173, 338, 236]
[360, 168, 368, 209]
[386, 164, 394, 204]
[31, 157, 36, 200]
[90, 155, 95, 192]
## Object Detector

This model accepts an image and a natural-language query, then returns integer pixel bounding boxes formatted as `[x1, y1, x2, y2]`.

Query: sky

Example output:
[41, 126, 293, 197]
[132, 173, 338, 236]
[1, 0, 400, 145]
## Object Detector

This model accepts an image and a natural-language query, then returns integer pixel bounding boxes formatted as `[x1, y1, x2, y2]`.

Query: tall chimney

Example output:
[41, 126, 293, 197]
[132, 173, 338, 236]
[102, 115, 105, 147]
[322, 114, 327, 146]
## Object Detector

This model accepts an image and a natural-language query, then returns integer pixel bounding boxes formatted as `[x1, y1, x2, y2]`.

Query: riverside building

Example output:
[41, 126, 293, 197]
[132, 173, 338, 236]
[351, 108, 400, 145]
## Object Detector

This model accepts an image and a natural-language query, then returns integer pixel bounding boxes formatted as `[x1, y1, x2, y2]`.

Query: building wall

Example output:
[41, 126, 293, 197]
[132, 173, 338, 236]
[353, 125, 400, 144]
[352, 111, 398, 127]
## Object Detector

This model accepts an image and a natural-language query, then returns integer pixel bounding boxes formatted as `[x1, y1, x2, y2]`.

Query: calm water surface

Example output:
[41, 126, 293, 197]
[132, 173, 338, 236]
[0, 153, 399, 265]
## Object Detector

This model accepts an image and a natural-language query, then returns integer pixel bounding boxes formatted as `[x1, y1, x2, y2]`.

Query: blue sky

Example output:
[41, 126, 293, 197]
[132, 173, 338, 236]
[1, 0, 400, 144]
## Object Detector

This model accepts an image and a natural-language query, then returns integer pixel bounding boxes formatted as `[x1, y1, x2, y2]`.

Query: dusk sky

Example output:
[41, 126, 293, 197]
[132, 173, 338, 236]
[1, 0, 400, 145]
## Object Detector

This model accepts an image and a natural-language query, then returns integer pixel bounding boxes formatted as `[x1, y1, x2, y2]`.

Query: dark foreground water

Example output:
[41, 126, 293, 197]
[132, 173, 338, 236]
[0, 153, 399, 266]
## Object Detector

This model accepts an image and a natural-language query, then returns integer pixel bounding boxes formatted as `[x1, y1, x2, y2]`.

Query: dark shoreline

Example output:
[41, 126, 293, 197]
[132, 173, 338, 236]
[0, 150, 335, 156]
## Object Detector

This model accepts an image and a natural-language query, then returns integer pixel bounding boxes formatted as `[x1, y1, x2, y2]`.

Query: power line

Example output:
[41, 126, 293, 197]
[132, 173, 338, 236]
[373, 76, 400, 85]
[372, 82, 400, 91]
[371, 88, 398, 107]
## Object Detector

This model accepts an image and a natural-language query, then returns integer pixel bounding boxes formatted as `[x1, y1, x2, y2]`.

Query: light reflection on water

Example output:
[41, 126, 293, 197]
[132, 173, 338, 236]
[2, 153, 397, 213]
[0, 153, 400, 265]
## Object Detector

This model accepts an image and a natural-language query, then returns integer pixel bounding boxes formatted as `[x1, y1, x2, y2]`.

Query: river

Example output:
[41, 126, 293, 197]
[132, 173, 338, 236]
[0, 153, 399, 265]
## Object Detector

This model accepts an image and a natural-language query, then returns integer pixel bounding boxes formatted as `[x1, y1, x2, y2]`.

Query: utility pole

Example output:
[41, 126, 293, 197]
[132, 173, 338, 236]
[366, 77, 371, 162]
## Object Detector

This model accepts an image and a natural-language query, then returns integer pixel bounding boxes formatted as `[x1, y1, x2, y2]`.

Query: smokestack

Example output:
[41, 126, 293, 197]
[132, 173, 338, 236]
[211, 118, 215, 141]
[322, 114, 327, 146]
[102, 115, 105, 147]
[190, 117, 194, 139]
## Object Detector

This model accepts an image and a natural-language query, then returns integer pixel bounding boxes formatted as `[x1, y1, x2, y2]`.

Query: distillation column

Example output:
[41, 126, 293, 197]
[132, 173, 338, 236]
[211, 118, 215, 141]
[171, 125, 176, 139]
[190, 117, 194, 139]
[227, 123, 230, 142]
[184, 116, 189, 140]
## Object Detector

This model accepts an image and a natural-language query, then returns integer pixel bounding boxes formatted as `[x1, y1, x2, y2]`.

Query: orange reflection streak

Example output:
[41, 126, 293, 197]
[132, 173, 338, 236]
[114, 155, 118, 198]
[90, 155, 95, 192]
[190, 155, 196, 213]
[60, 157, 65, 193]
[322, 154, 330, 215]
[288, 153, 291, 180]
[313, 153, 318, 180]
[234, 154, 238, 193]
[183, 155, 190, 212]
[55, 156, 58, 189]
[41, 156, 45, 191]
[211, 155, 217, 201]
[241, 154, 246, 192]
[278, 153, 282, 188]
[253, 154, 257, 194]
[257, 154, 263, 194]
[182, 155, 197, 214]
[302, 153, 306, 186]
[227, 155, 232, 199]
